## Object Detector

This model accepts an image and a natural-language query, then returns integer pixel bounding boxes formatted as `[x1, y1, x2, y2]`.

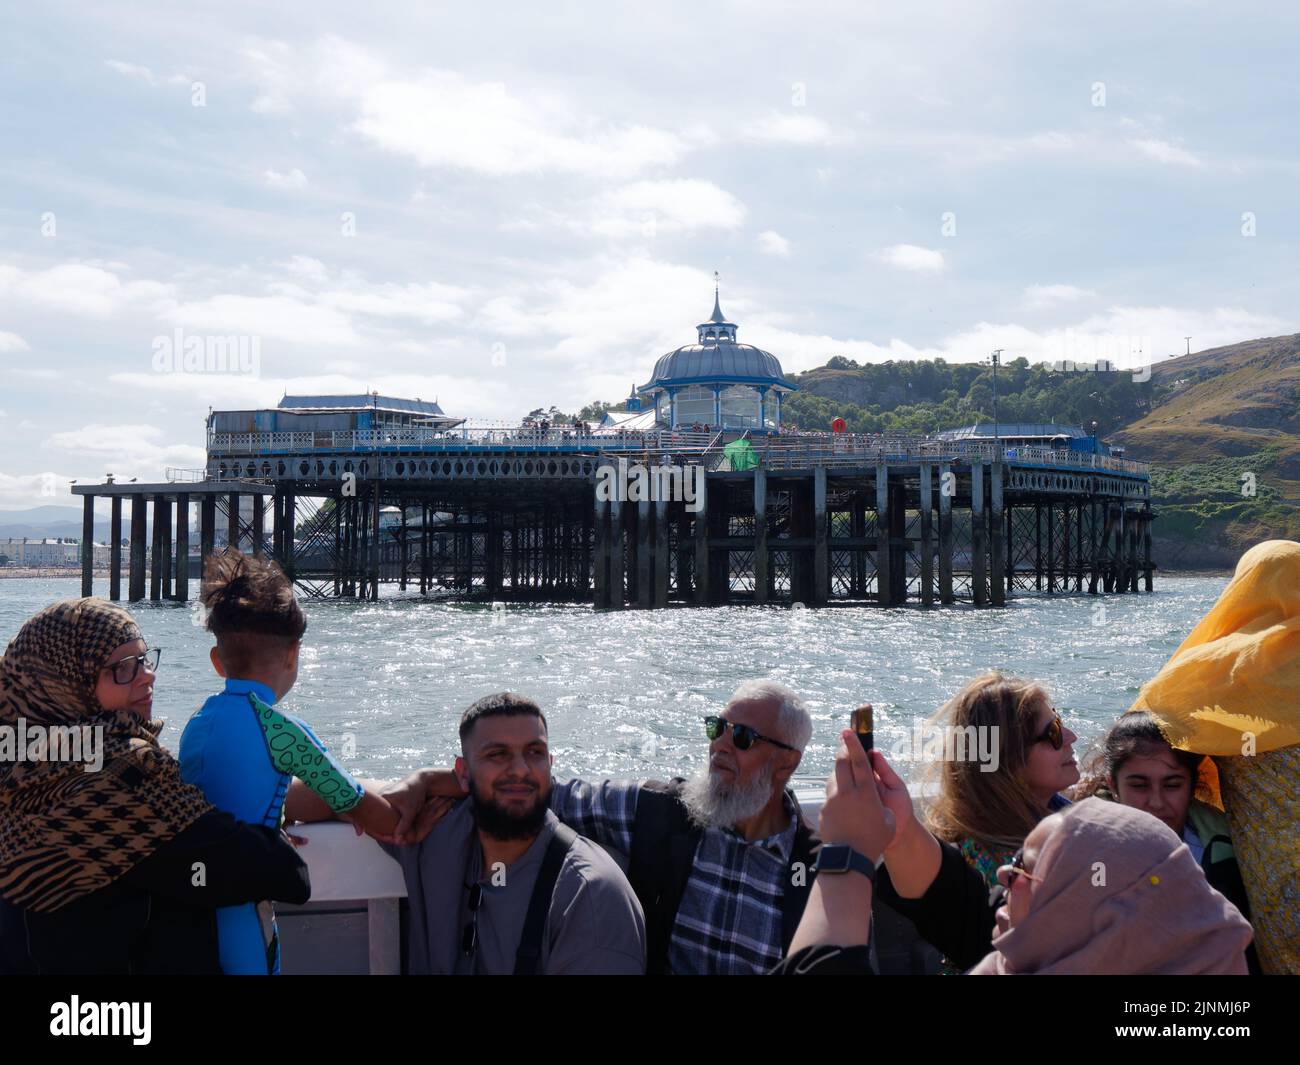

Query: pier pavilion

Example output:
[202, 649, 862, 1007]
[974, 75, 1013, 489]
[632, 289, 797, 432]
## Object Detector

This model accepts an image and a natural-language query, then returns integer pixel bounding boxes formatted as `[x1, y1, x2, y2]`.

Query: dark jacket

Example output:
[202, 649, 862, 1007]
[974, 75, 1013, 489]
[875, 837, 997, 972]
[628, 778, 821, 974]
[0, 811, 310, 975]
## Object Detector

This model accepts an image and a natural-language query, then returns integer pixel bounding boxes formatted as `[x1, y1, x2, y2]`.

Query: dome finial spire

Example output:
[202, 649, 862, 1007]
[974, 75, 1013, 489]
[698, 271, 737, 342]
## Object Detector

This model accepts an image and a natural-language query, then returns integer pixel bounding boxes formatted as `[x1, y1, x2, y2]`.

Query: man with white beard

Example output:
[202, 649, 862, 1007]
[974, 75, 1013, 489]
[381, 679, 824, 975]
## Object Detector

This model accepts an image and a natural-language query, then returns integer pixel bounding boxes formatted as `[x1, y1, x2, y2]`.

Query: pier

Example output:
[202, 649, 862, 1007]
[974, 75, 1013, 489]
[71, 425, 1154, 608]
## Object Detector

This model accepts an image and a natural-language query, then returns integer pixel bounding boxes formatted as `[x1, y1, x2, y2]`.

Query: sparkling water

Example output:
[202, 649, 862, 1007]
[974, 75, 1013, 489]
[0, 576, 1229, 786]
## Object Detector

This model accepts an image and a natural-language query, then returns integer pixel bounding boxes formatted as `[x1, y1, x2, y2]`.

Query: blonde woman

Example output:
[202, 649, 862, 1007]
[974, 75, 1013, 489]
[924, 672, 1080, 887]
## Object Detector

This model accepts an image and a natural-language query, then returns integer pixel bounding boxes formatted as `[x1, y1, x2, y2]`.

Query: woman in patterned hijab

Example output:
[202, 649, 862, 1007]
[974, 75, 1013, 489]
[0, 597, 213, 911]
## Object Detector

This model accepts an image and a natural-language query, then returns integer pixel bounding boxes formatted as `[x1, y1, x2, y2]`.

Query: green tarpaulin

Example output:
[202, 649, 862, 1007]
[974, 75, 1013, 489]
[724, 438, 759, 471]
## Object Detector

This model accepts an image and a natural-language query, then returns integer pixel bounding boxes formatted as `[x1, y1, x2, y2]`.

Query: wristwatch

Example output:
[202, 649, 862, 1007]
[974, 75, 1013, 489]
[813, 844, 878, 884]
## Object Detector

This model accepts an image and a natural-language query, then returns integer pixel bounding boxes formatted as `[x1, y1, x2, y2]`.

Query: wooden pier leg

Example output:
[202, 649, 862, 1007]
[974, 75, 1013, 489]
[850, 493, 866, 597]
[129, 495, 147, 602]
[938, 463, 954, 605]
[487, 512, 503, 597]
[610, 498, 625, 609]
[227, 492, 240, 552]
[1143, 504, 1154, 592]
[1087, 501, 1100, 594]
[654, 498, 669, 608]
[81, 494, 95, 597]
[919, 463, 934, 608]
[1005, 505, 1015, 599]
[200, 495, 215, 579]
[1035, 502, 1044, 591]
[1127, 508, 1140, 593]
[272, 492, 283, 562]
[636, 498, 652, 608]
[284, 490, 296, 583]
[1046, 502, 1056, 594]
[593, 497, 609, 608]
[149, 496, 163, 601]
[972, 457, 987, 606]
[876, 463, 892, 607]
[399, 505, 409, 591]
[579, 501, 592, 599]
[676, 509, 691, 603]
[813, 467, 828, 605]
[174, 494, 189, 602]
[253, 495, 265, 558]
[990, 459, 1005, 607]
[889, 479, 906, 603]
[754, 468, 769, 605]
[1075, 504, 1084, 592]
[691, 478, 708, 605]
[333, 497, 342, 596]
[109, 497, 122, 601]
[1061, 504, 1071, 595]
[368, 488, 379, 602]
[159, 498, 172, 600]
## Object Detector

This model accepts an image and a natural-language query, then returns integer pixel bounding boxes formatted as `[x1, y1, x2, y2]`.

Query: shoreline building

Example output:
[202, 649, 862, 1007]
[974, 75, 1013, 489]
[630, 288, 797, 433]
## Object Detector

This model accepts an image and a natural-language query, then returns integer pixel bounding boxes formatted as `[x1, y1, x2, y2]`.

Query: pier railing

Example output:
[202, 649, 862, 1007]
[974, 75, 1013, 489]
[206, 425, 1148, 477]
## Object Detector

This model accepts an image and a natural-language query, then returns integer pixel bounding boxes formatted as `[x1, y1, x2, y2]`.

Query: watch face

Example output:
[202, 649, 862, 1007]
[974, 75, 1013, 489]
[819, 845, 853, 871]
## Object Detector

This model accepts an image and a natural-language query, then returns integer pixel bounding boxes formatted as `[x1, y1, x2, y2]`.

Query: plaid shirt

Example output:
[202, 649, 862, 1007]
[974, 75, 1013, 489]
[550, 777, 802, 975]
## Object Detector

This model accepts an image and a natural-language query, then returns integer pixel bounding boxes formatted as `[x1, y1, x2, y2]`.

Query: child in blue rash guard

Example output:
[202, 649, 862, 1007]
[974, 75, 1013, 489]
[180, 548, 398, 975]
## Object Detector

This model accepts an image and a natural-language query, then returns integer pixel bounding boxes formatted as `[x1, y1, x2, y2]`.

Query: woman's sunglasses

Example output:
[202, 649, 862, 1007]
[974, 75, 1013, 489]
[101, 648, 162, 685]
[1029, 710, 1064, 750]
[989, 848, 1039, 908]
[703, 715, 797, 752]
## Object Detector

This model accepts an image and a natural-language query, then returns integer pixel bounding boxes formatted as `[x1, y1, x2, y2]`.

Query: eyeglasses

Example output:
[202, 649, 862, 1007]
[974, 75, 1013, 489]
[461, 883, 484, 958]
[1029, 710, 1064, 750]
[703, 715, 797, 753]
[101, 648, 161, 685]
[989, 848, 1038, 908]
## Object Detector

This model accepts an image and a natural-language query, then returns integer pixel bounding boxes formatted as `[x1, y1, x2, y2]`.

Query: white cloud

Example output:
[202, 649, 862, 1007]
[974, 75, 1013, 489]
[877, 244, 946, 273]
[45, 423, 207, 482]
[105, 60, 189, 88]
[0, 263, 173, 318]
[1024, 284, 1094, 309]
[324, 46, 687, 178]
[514, 180, 746, 238]
[164, 294, 363, 347]
[1130, 138, 1204, 168]
[263, 167, 308, 189]
[757, 230, 790, 257]
[0, 331, 29, 353]
[743, 113, 837, 146]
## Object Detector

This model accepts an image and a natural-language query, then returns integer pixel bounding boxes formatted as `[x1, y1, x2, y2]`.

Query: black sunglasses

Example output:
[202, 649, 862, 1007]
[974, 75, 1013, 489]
[703, 715, 797, 752]
[461, 883, 484, 958]
[101, 648, 162, 685]
[1029, 710, 1064, 751]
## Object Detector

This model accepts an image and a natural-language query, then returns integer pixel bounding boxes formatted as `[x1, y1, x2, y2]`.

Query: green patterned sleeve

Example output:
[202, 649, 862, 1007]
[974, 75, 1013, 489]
[249, 693, 365, 815]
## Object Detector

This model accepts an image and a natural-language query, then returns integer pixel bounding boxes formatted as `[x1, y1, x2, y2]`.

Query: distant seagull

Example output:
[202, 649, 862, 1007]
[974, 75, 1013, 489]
[129, 477, 137, 483]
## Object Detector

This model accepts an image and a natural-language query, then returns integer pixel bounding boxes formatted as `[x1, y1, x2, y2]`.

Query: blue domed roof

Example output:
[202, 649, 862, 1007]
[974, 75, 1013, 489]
[637, 290, 796, 393]
[640, 342, 793, 391]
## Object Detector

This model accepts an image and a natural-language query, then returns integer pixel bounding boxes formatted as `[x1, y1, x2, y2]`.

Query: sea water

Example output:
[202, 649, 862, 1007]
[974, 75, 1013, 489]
[0, 576, 1229, 785]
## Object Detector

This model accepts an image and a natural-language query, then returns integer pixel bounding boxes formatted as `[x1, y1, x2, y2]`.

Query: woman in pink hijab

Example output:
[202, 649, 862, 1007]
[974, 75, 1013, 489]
[970, 797, 1252, 975]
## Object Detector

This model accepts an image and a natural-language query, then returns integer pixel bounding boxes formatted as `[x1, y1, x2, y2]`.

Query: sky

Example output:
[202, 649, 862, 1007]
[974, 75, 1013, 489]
[2, 0, 1298, 511]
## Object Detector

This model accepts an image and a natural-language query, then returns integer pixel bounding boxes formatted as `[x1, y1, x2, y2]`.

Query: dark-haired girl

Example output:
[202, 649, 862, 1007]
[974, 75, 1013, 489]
[1078, 711, 1259, 972]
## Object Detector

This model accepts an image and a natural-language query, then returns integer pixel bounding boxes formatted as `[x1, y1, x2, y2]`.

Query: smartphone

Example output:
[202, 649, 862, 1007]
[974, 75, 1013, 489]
[850, 704, 874, 752]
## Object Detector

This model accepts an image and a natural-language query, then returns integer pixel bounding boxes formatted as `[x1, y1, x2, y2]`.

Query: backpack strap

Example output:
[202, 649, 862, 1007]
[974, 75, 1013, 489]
[513, 822, 578, 976]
